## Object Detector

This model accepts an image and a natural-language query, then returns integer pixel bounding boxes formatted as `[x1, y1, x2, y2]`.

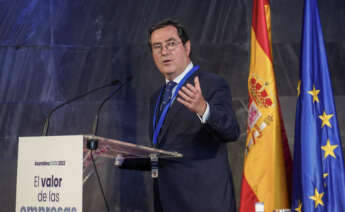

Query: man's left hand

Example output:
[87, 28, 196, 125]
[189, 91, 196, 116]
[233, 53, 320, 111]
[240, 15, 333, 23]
[177, 76, 207, 116]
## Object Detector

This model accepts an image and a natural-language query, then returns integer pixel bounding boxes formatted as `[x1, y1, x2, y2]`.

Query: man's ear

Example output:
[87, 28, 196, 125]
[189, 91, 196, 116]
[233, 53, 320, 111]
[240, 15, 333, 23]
[184, 40, 191, 56]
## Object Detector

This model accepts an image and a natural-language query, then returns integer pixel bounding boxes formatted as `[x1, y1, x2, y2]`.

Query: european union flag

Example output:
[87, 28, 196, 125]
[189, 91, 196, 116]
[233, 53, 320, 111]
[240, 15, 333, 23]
[291, 0, 345, 211]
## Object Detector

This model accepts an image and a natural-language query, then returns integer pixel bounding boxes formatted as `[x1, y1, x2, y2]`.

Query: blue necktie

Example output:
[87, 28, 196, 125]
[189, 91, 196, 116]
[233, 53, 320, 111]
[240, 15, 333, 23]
[159, 81, 177, 116]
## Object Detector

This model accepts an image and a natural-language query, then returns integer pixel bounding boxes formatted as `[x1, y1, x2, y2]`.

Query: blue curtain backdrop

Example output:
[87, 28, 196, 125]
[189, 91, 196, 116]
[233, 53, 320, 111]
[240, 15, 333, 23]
[0, 0, 345, 211]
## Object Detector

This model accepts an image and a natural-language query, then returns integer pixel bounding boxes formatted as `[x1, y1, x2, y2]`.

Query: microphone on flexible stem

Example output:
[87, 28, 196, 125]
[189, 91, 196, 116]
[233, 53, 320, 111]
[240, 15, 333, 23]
[87, 76, 133, 150]
[41, 80, 119, 136]
[86, 76, 133, 212]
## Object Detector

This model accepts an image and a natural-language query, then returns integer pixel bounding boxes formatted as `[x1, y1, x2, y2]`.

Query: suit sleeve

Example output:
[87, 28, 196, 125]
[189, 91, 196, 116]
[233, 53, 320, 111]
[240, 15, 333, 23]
[204, 77, 240, 142]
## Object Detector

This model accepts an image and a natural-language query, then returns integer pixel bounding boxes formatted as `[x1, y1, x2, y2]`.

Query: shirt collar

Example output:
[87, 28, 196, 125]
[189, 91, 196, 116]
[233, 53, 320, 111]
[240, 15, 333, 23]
[165, 62, 194, 84]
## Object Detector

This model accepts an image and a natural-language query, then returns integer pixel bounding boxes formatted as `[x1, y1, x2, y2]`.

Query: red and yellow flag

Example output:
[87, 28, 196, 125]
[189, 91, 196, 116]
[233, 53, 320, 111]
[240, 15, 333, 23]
[239, 0, 292, 211]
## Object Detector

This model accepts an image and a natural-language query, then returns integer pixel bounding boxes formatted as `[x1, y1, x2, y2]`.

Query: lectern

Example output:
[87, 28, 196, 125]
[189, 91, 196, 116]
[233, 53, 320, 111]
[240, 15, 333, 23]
[16, 135, 182, 212]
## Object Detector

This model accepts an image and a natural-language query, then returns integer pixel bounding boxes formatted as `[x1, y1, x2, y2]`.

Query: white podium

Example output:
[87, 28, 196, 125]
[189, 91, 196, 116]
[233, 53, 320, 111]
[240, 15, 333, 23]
[16, 135, 182, 212]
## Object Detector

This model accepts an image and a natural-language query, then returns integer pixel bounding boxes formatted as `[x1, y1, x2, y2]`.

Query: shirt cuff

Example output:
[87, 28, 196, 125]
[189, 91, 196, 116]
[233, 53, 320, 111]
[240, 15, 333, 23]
[197, 102, 210, 124]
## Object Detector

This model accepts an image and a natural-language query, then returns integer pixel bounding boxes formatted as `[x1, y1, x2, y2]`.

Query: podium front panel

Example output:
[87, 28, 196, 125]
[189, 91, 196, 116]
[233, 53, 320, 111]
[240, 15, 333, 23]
[16, 136, 83, 212]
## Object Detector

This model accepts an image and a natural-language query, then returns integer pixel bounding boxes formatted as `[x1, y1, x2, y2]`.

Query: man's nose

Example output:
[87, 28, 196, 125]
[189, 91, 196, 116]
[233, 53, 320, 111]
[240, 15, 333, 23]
[160, 46, 169, 55]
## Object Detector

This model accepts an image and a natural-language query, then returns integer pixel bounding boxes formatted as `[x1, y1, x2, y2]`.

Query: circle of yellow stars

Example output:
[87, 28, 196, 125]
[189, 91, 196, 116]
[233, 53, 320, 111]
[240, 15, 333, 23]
[295, 81, 340, 211]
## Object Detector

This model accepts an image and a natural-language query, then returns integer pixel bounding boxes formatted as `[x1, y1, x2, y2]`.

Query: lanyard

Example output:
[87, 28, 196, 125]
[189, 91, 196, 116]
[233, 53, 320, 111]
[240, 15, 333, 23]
[152, 65, 199, 145]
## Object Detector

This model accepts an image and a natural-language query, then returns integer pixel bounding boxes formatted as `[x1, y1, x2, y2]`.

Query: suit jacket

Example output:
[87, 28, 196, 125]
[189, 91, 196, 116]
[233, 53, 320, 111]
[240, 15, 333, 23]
[149, 69, 240, 212]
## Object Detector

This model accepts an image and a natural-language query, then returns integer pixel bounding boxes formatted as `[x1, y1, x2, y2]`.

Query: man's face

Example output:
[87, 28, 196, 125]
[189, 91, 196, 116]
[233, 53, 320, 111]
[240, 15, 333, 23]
[150, 25, 191, 81]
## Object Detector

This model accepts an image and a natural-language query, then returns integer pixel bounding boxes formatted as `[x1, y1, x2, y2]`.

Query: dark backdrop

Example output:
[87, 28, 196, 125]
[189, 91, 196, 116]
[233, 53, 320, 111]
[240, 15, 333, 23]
[1, 0, 345, 211]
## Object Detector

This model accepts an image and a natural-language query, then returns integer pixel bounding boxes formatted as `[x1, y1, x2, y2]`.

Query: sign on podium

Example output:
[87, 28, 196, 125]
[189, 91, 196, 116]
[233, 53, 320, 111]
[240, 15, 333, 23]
[16, 135, 182, 212]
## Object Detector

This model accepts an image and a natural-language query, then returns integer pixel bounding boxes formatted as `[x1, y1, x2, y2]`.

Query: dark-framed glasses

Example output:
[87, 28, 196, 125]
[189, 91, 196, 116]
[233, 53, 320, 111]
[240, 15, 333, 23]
[151, 40, 181, 54]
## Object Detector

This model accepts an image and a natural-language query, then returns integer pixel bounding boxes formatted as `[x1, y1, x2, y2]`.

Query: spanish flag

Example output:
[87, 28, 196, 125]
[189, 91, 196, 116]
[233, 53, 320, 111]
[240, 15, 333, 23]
[239, 0, 292, 211]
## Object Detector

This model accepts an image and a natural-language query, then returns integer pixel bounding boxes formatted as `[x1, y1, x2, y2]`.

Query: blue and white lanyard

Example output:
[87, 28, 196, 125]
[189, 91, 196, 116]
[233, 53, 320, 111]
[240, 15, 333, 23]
[152, 65, 200, 145]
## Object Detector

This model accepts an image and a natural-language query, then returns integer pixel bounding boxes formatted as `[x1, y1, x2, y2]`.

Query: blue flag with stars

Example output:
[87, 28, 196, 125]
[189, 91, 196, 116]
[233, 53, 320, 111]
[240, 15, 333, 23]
[291, 0, 345, 211]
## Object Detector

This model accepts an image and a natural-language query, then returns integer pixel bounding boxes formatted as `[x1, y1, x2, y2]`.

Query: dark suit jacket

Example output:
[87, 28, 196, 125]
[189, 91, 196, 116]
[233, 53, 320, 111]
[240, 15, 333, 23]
[149, 69, 240, 212]
[122, 69, 239, 212]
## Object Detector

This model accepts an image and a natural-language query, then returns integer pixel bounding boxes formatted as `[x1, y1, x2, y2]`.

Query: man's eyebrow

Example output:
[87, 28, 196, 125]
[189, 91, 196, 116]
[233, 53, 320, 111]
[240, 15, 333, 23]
[165, 38, 176, 42]
[151, 37, 177, 46]
[151, 42, 161, 46]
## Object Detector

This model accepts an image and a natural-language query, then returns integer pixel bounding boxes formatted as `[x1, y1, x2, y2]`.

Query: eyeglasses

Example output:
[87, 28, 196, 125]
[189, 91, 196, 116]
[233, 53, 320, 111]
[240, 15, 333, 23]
[151, 40, 181, 54]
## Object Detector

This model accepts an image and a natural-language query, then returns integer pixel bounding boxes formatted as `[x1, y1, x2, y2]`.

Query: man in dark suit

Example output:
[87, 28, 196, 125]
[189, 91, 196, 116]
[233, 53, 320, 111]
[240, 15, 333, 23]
[123, 19, 240, 212]
[147, 19, 240, 212]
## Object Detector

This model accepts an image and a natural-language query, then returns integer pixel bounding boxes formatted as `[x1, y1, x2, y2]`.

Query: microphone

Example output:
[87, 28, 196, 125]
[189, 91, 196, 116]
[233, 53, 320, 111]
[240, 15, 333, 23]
[41, 80, 119, 136]
[91, 76, 133, 136]
[86, 76, 132, 212]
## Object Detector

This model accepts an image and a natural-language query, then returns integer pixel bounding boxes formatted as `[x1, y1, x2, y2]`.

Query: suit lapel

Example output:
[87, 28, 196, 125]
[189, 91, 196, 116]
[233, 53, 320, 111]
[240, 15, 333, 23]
[156, 99, 184, 146]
